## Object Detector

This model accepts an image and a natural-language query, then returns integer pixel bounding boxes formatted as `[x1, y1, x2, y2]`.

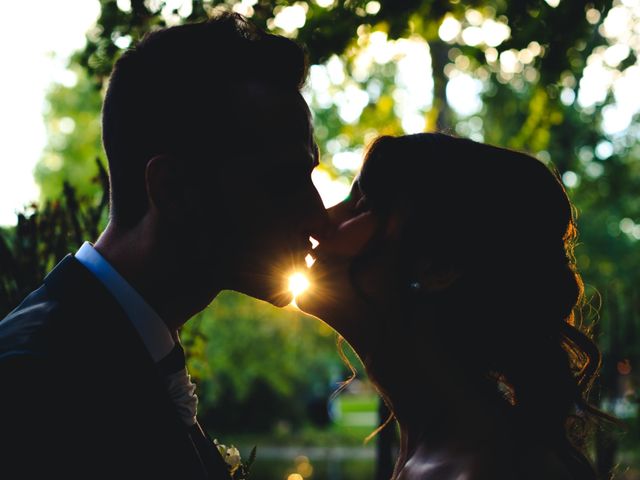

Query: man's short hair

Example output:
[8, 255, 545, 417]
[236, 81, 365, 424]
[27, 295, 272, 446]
[101, 12, 308, 227]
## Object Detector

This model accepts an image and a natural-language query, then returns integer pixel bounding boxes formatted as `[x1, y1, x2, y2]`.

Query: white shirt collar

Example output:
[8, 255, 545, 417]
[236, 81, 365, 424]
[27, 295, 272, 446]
[75, 241, 175, 363]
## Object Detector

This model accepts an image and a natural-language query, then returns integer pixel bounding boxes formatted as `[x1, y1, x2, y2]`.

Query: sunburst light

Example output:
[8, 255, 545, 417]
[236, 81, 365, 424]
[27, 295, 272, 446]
[288, 272, 310, 298]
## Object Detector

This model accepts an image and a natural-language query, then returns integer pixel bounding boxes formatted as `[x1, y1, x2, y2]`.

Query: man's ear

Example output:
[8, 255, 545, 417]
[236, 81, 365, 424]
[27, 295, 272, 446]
[145, 154, 186, 221]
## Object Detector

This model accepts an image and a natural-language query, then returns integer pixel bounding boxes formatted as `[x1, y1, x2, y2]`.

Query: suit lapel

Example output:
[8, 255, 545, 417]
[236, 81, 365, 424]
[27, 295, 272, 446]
[189, 422, 233, 479]
[42, 254, 230, 479]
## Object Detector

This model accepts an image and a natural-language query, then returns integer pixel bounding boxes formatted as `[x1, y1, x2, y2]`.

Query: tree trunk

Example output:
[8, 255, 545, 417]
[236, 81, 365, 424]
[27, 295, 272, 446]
[429, 39, 454, 133]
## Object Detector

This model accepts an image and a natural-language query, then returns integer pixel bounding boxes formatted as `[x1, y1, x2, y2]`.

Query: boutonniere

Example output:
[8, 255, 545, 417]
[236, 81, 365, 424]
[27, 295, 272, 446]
[214, 439, 256, 479]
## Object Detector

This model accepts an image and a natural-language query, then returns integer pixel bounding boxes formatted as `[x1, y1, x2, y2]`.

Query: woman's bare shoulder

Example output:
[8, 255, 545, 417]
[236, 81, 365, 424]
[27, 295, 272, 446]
[397, 442, 574, 480]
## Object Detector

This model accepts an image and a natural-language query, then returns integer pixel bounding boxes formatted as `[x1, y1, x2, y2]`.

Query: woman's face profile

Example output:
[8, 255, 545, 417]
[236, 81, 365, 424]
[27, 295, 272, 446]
[297, 178, 400, 351]
[322, 179, 377, 256]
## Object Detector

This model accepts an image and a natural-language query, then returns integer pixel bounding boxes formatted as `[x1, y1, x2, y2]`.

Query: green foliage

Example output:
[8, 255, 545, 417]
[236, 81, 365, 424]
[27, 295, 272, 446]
[0, 161, 109, 317]
[189, 291, 348, 433]
[196, 292, 340, 400]
[36, 65, 104, 202]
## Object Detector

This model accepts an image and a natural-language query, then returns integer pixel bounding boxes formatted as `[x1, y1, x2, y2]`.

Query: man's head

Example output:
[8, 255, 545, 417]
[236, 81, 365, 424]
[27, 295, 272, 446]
[101, 13, 327, 307]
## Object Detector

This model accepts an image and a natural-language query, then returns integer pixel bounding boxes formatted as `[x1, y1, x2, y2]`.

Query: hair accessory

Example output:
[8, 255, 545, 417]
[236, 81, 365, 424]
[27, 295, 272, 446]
[408, 281, 422, 291]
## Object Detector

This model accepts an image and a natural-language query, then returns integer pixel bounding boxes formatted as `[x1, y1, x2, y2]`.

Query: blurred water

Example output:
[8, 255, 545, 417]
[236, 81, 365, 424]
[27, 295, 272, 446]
[239, 446, 375, 480]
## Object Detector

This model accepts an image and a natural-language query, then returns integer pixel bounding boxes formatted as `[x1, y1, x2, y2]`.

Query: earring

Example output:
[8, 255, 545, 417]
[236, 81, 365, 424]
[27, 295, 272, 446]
[408, 281, 422, 291]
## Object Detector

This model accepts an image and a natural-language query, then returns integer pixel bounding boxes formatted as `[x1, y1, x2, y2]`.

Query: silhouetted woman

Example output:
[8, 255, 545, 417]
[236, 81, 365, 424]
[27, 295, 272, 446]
[298, 133, 612, 479]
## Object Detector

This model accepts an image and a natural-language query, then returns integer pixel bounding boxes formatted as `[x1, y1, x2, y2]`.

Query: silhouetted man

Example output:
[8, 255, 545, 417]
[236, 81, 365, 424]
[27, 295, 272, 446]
[0, 13, 327, 479]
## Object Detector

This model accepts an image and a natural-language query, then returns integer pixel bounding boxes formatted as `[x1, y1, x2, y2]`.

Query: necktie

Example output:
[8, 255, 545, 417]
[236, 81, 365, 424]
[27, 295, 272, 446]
[157, 342, 198, 426]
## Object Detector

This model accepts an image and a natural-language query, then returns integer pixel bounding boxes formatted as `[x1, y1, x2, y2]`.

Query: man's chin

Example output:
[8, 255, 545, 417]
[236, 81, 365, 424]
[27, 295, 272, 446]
[267, 290, 294, 308]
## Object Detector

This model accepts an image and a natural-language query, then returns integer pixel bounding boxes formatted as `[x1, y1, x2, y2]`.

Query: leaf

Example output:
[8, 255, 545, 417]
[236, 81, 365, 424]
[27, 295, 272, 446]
[245, 445, 257, 471]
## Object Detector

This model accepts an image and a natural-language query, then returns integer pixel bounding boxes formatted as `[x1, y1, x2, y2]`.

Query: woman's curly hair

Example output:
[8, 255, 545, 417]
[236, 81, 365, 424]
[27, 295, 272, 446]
[344, 133, 616, 479]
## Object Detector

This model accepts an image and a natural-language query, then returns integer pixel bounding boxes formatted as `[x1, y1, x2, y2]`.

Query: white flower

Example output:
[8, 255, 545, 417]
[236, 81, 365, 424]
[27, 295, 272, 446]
[225, 445, 242, 470]
[214, 439, 243, 474]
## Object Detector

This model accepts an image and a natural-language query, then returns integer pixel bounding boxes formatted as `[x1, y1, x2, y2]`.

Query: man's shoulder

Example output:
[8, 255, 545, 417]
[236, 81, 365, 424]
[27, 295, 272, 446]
[0, 253, 117, 363]
[0, 283, 64, 361]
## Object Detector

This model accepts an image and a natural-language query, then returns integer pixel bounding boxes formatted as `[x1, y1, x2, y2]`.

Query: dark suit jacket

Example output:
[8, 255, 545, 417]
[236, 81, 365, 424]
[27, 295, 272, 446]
[0, 254, 231, 479]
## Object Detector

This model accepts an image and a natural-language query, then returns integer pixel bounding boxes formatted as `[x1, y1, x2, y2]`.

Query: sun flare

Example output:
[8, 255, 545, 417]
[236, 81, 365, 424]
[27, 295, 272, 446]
[288, 272, 311, 298]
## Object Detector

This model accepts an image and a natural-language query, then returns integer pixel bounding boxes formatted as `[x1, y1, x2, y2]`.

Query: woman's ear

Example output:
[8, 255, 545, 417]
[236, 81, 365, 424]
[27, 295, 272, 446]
[422, 267, 460, 292]
[414, 260, 461, 293]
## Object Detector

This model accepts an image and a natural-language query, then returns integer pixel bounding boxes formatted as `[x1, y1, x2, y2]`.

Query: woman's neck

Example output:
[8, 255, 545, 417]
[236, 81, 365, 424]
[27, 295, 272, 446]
[392, 391, 511, 480]
[378, 351, 512, 477]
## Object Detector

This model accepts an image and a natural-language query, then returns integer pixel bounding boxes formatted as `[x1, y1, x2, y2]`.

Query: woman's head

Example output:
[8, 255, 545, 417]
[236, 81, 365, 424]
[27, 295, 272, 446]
[299, 132, 605, 474]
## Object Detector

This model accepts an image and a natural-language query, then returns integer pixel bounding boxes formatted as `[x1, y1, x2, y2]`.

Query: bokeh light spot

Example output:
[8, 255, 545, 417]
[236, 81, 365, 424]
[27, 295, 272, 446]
[618, 359, 632, 375]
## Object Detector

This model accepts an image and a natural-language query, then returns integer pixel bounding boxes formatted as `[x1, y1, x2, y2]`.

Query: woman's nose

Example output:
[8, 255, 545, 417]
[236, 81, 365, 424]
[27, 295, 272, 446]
[327, 198, 353, 227]
[315, 211, 378, 258]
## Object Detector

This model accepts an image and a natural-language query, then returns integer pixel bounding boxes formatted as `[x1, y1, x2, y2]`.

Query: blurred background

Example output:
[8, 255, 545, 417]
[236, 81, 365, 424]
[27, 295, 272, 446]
[0, 0, 639, 478]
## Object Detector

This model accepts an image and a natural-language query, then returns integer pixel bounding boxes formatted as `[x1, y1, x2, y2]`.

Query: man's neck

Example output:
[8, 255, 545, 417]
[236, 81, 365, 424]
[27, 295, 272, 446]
[93, 221, 221, 334]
